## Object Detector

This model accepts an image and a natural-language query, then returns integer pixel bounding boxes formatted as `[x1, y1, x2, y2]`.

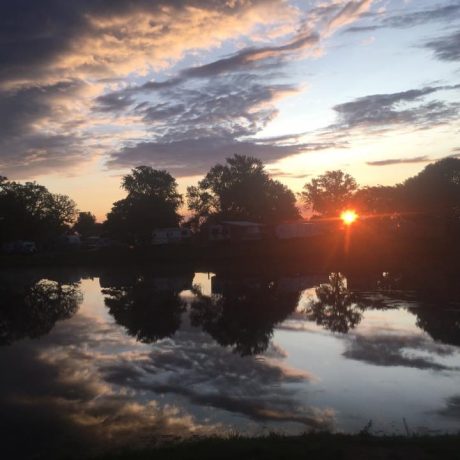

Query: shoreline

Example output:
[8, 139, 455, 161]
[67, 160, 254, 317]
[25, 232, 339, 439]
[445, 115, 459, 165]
[91, 433, 460, 460]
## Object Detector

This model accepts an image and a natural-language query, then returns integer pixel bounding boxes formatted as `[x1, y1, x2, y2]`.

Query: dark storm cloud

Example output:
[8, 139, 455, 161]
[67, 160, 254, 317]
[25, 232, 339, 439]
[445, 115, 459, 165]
[344, 3, 460, 33]
[0, 80, 85, 138]
[366, 156, 431, 166]
[0, 80, 88, 177]
[424, 30, 460, 62]
[330, 85, 460, 132]
[0, 0, 279, 85]
[1, 0, 298, 177]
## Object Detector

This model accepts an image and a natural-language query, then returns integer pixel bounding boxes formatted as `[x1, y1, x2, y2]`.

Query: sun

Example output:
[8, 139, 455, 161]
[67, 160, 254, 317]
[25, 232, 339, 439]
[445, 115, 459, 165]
[340, 210, 358, 225]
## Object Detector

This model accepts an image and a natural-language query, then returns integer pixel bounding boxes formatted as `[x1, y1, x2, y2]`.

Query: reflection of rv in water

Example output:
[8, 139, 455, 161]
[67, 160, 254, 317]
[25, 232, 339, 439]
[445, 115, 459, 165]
[2, 240, 37, 254]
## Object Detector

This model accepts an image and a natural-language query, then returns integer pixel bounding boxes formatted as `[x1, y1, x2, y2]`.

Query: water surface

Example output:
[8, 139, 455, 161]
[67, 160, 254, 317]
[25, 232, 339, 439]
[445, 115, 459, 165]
[1, 267, 459, 458]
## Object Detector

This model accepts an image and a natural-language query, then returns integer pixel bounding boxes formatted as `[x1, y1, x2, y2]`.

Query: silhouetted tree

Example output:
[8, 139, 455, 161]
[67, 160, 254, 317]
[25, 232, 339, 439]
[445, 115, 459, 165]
[102, 273, 192, 343]
[190, 276, 301, 355]
[0, 178, 77, 244]
[352, 185, 402, 215]
[104, 167, 183, 243]
[73, 211, 97, 237]
[187, 155, 299, 225]
[301, 170, 357, 217]
[410, 304, 460, 347]
[401, 157, 460, 218]
[305, 273, 364, 333]
[0, 279, 82, 345]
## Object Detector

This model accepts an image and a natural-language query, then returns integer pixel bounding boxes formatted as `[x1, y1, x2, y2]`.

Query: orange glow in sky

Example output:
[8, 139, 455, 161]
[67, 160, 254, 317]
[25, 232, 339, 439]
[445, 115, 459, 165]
[340, 210, 358, 226]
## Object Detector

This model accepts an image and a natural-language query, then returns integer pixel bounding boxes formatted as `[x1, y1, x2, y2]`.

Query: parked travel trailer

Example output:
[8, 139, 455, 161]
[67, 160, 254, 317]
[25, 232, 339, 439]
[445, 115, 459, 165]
[152, 228, 192, 245]
[208, 221, 264, 242]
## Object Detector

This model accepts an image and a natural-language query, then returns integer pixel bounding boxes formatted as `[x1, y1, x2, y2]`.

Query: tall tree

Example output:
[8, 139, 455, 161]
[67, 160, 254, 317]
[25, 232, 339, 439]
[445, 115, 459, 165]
[301, 170, 357, 217]
[401, 157, 460, 217]
[104, 167, 183, 243]
[352, 185, 402, 215]
[0, 178, 77, 244]
[73, 211, 97, 237]
[187, 155, 299, 225]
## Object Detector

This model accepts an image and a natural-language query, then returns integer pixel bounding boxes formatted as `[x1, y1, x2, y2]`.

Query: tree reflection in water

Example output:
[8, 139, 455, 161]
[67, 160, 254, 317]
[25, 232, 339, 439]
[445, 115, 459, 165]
[305, 273, 364, 333]
[0, 279, 82, 345]
[190, 278, 301, 356]
[102, 274, 193, 343]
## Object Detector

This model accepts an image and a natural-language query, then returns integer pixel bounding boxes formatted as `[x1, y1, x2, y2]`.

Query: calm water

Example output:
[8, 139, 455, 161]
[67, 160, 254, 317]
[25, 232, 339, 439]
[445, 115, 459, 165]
[1, 267, 460, 458]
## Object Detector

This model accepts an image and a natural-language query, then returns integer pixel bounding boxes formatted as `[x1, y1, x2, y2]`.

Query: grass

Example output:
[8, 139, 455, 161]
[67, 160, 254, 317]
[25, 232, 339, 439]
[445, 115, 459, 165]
[91, 432, 460, 460]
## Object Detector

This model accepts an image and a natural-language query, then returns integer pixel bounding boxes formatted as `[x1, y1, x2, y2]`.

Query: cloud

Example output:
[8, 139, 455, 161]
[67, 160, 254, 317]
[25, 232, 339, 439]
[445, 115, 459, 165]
[424, 30, 460, 62]
[344, 3, 460, 33]
[326, 0, 373, 34]
[105, 74, 339, 175]
[1, 0, 296, 88]
[0, 80, 92, 177]
[0, 0, 301, 178]
[366, 156, 431, 166]
[329, 85, 460, 133]
[343, 333, 458, 371]
[438, 395, 460, 419]
[100, 326, 334, 430]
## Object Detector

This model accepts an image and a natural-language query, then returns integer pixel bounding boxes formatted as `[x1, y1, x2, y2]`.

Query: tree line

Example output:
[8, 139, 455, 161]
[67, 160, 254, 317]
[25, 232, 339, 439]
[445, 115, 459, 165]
[1, 154, 460, 246]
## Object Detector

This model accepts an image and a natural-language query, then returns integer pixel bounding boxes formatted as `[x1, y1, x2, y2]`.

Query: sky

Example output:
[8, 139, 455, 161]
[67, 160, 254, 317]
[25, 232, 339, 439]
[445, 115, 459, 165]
[1, 0, 460, 220]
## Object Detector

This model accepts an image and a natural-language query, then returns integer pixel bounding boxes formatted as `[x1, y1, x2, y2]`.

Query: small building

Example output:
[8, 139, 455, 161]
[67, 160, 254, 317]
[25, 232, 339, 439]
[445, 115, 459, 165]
[275, 221, 325, 240]
[152, 227, 192, 245]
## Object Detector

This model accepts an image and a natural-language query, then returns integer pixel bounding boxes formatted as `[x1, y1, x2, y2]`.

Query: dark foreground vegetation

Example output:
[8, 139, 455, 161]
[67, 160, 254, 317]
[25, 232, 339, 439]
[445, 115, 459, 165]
[92, 433, 460, 460]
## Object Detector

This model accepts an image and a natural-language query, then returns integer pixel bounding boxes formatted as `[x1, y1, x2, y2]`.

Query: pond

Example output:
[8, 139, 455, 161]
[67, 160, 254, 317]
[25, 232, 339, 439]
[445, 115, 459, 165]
[1, 267, 459, 458]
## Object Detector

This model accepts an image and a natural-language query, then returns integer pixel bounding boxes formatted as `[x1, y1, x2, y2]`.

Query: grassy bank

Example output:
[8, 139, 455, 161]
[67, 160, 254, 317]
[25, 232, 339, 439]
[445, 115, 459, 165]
[92, 433, 460, 460]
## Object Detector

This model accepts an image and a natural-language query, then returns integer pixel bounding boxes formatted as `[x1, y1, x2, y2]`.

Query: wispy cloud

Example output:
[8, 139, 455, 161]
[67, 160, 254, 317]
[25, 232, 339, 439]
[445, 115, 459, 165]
[424, 30, 460, 62]
[344, 2, 460, 33]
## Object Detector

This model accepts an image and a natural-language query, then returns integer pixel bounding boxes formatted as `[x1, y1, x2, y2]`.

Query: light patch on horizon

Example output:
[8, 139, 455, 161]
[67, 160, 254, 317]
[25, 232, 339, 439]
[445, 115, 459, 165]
[1, 0, 460, 217]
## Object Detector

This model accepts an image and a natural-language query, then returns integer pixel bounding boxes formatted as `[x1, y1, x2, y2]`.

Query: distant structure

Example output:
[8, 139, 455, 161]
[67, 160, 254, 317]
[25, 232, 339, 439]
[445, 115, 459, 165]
[208, 221, 264, 242]
[152, 228, 192, 245]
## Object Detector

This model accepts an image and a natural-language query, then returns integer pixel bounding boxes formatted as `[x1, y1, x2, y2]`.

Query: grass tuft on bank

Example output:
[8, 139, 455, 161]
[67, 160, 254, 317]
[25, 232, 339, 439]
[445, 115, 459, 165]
[92, 432, 460, 460]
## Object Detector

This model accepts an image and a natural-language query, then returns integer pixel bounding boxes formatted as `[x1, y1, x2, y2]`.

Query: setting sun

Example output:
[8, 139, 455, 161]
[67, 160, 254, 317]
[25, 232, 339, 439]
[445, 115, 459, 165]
[340, 210, 358, 226]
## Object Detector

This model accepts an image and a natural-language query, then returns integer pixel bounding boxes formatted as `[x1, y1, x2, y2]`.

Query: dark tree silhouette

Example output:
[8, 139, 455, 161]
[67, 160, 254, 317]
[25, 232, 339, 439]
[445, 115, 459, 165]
[0, 279, 82, 345]
[301, 170, 357, 217]
[352, 185, 402, 215]
[190, 276, 301, 355]
[0, 178, 77, 244]
[73, 211, 97, 237]
[104, 167, 183, 243]
[102, 273, 192, 343]
[411, 306, 460, 347]
[305, 273, 364, 333]
[401, 157, 460, 217]
[187, 155, 299, 225]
